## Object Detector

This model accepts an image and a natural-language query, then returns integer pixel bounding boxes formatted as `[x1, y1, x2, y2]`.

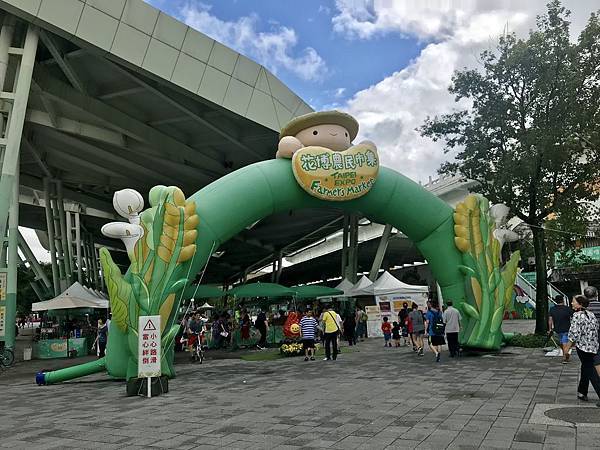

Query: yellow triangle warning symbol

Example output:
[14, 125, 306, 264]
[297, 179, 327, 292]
[143, 319, 157, 331]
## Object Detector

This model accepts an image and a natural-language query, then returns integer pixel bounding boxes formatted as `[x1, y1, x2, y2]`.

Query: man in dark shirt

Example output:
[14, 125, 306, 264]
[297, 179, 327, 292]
[549, 295, 572, 364]
[583, 286, 600, 374]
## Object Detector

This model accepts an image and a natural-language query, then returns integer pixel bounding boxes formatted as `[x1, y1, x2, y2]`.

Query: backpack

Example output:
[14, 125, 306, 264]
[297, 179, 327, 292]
[432, 311, 445, 335]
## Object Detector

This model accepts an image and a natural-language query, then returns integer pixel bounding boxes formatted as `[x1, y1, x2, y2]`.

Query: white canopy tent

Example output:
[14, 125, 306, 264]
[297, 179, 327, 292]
[32, 282, 109, 311]
[349, 275, 374, 296]
[356, 271, 429, 296]
[316, 278, 355, 301]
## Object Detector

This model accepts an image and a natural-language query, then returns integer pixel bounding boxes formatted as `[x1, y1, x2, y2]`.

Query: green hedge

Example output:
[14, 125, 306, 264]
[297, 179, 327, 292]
[506, 333, 549, 348]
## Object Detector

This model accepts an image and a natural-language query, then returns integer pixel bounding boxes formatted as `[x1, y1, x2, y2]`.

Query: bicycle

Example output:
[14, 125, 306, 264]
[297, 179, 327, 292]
[0, 347, 15, 368]
[190, 331, 204, 364]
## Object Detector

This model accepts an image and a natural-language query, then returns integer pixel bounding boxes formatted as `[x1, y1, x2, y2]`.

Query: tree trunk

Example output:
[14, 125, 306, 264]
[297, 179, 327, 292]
[532, 225, 548, 335]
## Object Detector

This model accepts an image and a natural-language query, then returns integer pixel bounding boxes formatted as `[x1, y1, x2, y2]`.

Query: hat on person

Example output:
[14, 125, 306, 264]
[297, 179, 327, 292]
[279, 110, 359, 141]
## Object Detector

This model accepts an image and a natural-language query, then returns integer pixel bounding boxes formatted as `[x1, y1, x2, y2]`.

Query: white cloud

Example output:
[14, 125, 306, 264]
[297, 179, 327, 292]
[335, 0, 599, 182]
[180, 2, 328, 81]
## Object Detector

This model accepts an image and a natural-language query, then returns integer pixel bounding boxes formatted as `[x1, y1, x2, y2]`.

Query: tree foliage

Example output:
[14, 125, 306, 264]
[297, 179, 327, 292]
[420, 1, 600, 334]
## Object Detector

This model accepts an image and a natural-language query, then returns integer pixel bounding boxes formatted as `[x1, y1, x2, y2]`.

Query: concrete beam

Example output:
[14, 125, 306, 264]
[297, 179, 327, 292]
[33, 68, 228, 177]
[39, 30, 87, 93]
[105, 59, 265, 161]
[26, 109, 126, 147]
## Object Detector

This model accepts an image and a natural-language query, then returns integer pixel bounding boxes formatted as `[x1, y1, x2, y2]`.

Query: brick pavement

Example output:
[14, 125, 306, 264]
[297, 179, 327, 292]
[1, 332, 597, 449]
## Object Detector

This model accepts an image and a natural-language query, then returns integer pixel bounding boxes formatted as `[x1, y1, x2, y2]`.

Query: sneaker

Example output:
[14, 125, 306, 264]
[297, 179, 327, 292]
[310, 356, 315, 361]
[578, 393, 589, 401]
[304, 357, 309, 361]
[323, 357, 330, 361]
[561, 360, 568, 364]
[436, 353, 441, 363]
[418, 348, 424, 356]
[413, 346, 418, 352]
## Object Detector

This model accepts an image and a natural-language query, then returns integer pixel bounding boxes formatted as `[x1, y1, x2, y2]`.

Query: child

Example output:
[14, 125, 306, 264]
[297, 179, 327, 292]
[401, 318, 410, 347]
[391, 321, 401, 347]
[381, 316, 392, 347]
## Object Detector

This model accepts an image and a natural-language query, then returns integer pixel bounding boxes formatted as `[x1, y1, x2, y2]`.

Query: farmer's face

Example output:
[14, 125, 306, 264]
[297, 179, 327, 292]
[295, 124, 351, 151]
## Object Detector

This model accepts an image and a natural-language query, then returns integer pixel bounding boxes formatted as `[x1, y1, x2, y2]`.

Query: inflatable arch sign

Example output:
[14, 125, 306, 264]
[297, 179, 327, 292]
[36, 110, 520, 389]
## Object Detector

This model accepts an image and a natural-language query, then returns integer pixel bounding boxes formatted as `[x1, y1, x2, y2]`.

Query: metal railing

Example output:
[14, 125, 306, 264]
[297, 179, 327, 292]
[515, 272, 568, 307]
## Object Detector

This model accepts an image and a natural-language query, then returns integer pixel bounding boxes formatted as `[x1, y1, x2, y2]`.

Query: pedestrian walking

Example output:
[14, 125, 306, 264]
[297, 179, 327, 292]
[392, 321, 401, 347]
[398, 302, 410, 345]
[381, 316, 392, 347]
[549, 294, 572, 364]
[443, 301, 462, 357]
[426, 300, 445, 362]
[564, 295, 600, 405]
[355, 306, 368, 340]
[254, 308, 269, 349]
[300, 310, 318, 361]
[321, 304, 341, 361]
[409, 304, 425, 356]
[583, 286, 600, 377]
[343, 312, 357, 346]
[97, 318, 108, 358]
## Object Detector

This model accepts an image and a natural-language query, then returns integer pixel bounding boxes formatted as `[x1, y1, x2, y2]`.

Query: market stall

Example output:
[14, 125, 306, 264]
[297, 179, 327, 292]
[355, 271, 429, 337]
[31, 282, 108, 359]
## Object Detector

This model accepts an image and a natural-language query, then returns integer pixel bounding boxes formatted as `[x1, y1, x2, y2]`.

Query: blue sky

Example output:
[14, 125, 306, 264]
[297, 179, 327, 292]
[147, 0, 425, 109]
[144, 1, 599, 185]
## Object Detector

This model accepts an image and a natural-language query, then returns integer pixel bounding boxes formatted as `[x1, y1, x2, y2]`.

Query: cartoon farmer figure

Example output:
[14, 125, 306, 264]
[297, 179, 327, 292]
[277, 110, 380, 201]
[276, 110, 377, 158]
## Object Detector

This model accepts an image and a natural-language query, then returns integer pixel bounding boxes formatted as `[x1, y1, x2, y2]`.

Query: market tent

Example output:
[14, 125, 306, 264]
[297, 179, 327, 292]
[335, 278, 355, 296]
[349, 275, 374, 296]
[228, 282, 296, 298]
[198, 302, 214, 310]
[32, 282, 109, 311]
[356, 271, 429, 296]
[184, 284, 225, 299]
[293, 285, 344, 298]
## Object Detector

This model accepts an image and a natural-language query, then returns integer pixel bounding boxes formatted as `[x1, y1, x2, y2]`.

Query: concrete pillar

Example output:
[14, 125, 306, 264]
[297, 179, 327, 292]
[43, 178, 60, 295]
[56, 180, 73, 281]
[369, 224, 393, 281]
[0, 25, 38, 348]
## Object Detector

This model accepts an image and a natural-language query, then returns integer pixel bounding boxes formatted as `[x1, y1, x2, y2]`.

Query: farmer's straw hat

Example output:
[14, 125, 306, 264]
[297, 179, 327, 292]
[280, 110, 359, 141]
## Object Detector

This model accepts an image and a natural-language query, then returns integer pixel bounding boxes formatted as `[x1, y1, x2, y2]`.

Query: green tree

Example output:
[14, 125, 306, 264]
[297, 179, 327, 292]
[16, 262, 53, 316]
[420, 1, 600, 334]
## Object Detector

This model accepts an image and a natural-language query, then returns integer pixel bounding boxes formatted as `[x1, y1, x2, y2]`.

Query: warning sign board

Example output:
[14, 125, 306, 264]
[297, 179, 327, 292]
[138, 315, 161, 378]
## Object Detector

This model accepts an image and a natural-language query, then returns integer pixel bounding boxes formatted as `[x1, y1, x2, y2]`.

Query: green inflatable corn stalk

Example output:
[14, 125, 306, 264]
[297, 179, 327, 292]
[100, 186, 198, 380]
[453, 194, 520, 349]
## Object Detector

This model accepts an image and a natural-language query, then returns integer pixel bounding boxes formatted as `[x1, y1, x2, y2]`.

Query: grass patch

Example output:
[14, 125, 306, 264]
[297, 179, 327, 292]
[506, 333, 549, 348]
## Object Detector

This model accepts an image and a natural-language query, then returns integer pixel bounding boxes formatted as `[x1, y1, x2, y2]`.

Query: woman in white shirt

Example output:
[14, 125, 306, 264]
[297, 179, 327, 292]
[565, 295, 600, 404]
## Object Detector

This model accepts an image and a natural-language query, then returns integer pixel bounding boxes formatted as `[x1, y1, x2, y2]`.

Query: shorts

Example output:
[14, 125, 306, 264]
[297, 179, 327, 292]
[383, 332, 391, 341]
[402, 327, 409, 337]
[557, 332, 569, 345]
[302, 339, 315, 350]
[415, 330, 425, 335]
[430, 335, 445, 346]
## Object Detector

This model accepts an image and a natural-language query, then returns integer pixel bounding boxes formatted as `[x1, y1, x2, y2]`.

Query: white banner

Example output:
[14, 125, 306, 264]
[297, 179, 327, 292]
[0, 305, 5, 338]
[138, 315, 161, 378]
[365, 293, 429, 338]
[0, 272, 6, 301]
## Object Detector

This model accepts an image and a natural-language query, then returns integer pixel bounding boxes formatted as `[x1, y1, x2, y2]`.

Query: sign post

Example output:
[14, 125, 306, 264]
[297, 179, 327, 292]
[138, 315, 161, 398]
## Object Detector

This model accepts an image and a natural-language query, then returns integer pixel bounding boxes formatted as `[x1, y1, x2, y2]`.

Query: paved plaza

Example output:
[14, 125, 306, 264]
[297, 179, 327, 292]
[2, 326, 600, 450]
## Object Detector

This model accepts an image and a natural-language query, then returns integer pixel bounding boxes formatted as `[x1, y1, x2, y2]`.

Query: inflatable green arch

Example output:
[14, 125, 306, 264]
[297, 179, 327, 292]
[37, 159, 518, 385]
